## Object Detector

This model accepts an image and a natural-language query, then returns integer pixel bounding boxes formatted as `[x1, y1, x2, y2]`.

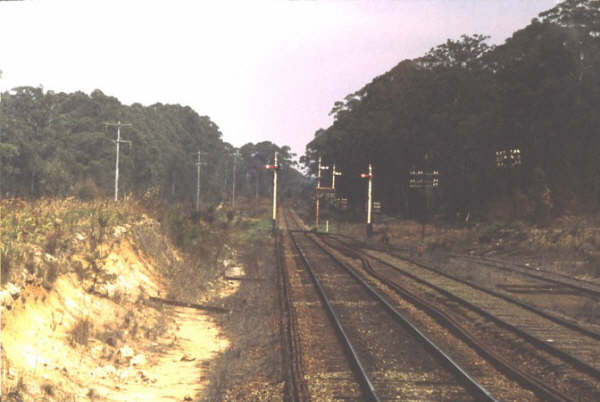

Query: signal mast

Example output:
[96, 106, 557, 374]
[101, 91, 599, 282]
[315, 156, 330, 231]
[360, 163, 374, 237]
[264, 152, 279, 231]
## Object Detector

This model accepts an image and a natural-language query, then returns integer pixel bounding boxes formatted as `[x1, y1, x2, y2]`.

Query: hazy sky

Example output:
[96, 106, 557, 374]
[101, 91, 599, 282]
[0, 0, 557, 157]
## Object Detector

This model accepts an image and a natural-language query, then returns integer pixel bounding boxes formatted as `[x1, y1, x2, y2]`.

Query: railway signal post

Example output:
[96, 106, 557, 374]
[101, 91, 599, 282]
[264, 152, 279, 232]
[496, 148, 522, 219]
[315, 156, 330, 231]
[361, 164, 374, 237]
[331, 163, 342, 191]
[105, 121, 132, 201]
[409, 161, 439, 252]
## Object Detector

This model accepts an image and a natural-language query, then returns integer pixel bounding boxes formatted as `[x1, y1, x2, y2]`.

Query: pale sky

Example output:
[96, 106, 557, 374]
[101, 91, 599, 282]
[0, 0, 557, 158]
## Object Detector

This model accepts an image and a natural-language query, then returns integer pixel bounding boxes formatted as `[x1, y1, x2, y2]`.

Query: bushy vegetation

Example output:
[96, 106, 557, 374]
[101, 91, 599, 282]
[304, 0, 600, 223]
[0, 87, 308, 203]
[70, 317, 92, 346]
[234, 217, 273, 244]
[202, 201, 282, 401]
[160, 197, 275, 303]
[0, 198, 136, 287]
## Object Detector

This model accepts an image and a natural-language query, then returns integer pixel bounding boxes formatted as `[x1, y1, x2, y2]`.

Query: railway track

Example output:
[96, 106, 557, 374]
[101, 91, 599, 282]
[279, 211, 366, 400]
[317, 231, 600, 400]
[330, 233, 600, 345]
[449, 253, 600, 297]
[285, 225, 495, 400]
[279, 209, 578, 400]
[332, 233, 600, 299]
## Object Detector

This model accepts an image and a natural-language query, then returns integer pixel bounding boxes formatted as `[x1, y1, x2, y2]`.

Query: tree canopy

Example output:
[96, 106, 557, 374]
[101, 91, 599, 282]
[303, 0, 600, 222]
[0, 87, 305, 203]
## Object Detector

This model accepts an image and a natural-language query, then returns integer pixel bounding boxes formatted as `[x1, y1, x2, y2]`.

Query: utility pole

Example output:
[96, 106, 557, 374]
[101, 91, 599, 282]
[105, 121, 132, 201]
[264, 152, 279, 231]
[315, 156, 329, 231]
[361, 164, 374, 237]
[195, 151, 207, 212]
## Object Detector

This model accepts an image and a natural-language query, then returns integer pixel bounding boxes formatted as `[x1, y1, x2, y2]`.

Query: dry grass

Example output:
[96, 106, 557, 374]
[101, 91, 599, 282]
[3, 375, 27, 402]
[0, 197, 140, 291]
[70, 317, 92, 346]
[313, 205, 600, 279]
[201, 216, 284, 401]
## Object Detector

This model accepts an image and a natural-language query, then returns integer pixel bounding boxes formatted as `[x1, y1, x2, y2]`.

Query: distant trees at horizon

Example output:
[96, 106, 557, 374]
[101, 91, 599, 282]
[0, 87, 307, 203]
[303, 0, 600, 222]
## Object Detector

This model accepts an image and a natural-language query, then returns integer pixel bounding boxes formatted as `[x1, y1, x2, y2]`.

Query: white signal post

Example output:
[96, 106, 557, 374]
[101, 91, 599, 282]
[331, 163, 342, 190]
[315, 156, 330, 231]
[361, 164, 374, 237]
[273, 152, 278, 225]
[264, 152, 279, 231]
[105, 121, 132, 201]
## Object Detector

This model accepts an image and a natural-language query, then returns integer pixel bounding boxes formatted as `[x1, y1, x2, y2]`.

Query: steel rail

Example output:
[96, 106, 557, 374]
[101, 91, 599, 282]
[276, 229, 309, 402]
[327, 232, 600, 298]
[322, 234, 600, 382]
[318, 235, 574, 402]
[450, 253, 600, 298]
[324, 233, 600, 341]
[294, 230, 498, 402]
[289, 230, 381, 402]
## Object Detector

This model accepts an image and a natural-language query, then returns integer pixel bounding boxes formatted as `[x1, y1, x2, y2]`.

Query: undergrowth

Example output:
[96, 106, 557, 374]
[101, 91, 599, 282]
[0, 198, 137, 289]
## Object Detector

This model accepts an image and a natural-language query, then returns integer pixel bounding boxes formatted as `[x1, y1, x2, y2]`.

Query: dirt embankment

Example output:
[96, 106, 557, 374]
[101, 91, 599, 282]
[1, 216, 235, 401]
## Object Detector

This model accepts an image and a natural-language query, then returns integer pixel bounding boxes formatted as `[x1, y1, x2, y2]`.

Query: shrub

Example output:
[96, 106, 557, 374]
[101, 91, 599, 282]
[227, 209, 235, 222]
[41, 383, 54, 397]
[203, 206, 216, 224]
[5, 375, 27, 402]
[1, 246, 13, 284]
[43, 262, 59, 290]
[478, 223, 502, 243]
[75, 179, 102, 201]
[97, 327, 123, 347]
[44, 228, 64, 254]
[84, 253, 117, 293]
[70, 318, 91, 346]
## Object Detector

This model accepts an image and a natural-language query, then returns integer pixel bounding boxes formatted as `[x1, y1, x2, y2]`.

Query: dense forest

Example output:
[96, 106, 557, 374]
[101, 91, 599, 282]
[304, 0, 600, 223]
[0, 86, 307, 204]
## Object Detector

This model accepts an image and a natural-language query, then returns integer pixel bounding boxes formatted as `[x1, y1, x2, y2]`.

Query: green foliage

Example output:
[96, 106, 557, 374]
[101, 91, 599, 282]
[0, 87, 305, 203]
[75, 178, 102, 201]
[0, 198, 135, 292]
[316, 220, 338, 234]
[304, 1, 600, 221]
[236, 218, 272, 244]
[43, 262, 59, 290]
[237, 141, 310, 201]
[1, 246, 14, 284]
[478, 223, 504, 243]
[44, 227, 64, 254]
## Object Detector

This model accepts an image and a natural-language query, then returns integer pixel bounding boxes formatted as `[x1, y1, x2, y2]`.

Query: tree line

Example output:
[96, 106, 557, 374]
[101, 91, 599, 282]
[303, 0, 600, 223]
[0, 87, 307, 204]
